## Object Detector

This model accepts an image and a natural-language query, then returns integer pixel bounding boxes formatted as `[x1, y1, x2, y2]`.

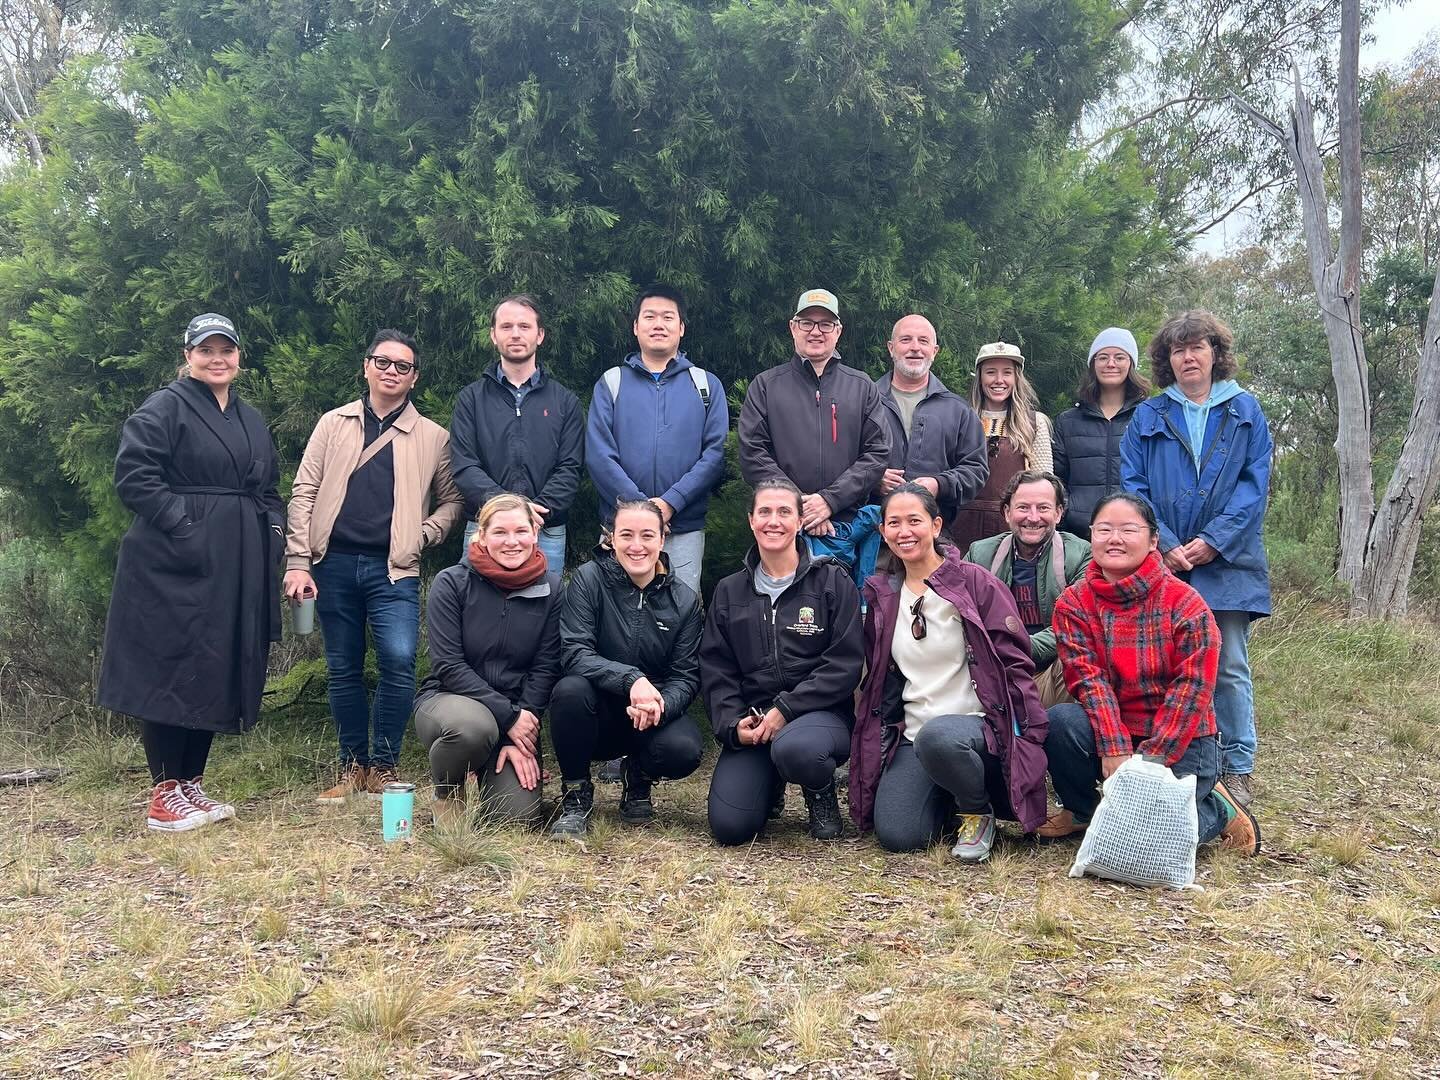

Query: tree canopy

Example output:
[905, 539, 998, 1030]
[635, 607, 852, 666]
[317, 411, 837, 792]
[0, 0, 1168, 584]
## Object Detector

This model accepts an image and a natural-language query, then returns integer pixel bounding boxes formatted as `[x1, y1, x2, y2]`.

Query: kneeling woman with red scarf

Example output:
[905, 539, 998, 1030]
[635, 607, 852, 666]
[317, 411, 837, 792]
[1039, 492, 1259, 852]
[412, 494, 562, 828]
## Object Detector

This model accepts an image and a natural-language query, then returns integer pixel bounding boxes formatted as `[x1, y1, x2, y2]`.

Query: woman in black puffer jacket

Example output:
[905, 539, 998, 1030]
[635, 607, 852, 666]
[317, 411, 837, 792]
[1052, 327, 1152, 536]
[548, 498, 704, 839]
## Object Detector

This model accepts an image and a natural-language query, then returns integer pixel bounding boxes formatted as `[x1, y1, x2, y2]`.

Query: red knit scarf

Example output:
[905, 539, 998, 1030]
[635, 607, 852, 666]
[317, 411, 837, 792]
[467, 541, 547, 589]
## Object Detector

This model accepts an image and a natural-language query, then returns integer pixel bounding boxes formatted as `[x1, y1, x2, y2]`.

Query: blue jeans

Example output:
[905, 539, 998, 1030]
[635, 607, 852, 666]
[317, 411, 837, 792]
[1045, 702, 1227, 844]
[313, 553, 420, 768]
[460, 520, 566, 573]
[1212, 609, 1256, 775]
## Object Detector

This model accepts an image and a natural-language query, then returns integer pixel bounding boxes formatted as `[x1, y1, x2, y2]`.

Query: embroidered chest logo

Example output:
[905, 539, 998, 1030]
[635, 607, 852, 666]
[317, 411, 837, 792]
[786, 606, 824, 636]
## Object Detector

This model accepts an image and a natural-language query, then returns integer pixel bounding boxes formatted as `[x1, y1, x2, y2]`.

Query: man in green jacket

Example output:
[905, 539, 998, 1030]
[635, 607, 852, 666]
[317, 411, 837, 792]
[965, 470, 1090, 706]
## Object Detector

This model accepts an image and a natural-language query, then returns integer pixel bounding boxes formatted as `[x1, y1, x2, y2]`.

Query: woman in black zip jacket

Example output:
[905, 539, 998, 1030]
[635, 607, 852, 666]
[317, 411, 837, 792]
[1052, 327, 1151, 535]
[701, 477, 865, 844]
[412, 494, 562, 830]
[549, 499, 704, 838]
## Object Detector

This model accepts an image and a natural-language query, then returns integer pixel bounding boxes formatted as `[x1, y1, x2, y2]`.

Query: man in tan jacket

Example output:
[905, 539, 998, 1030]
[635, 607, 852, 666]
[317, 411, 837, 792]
[284, 329, 463, 800]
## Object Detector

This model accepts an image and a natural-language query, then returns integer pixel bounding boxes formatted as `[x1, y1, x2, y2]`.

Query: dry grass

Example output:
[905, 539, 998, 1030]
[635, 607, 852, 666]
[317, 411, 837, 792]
[2, 598, 1440, 1077]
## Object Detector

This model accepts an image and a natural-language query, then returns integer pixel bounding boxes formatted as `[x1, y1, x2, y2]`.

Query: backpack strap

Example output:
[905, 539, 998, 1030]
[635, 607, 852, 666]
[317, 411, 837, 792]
[606, 363, 711, 410]
[688, 365, 711, 408]
[1049, 535, 1066, 594]
[989, 535, 1013, 577]
[602, 366, 622, 402]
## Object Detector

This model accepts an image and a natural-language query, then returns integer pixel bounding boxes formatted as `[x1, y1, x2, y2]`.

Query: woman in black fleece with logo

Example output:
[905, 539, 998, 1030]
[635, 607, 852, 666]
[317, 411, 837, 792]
[701, 477, 865, 844]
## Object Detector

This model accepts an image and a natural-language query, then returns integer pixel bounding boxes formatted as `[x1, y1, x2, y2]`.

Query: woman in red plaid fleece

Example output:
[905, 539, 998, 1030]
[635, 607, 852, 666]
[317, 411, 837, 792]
[1039, 492, 1259, 853]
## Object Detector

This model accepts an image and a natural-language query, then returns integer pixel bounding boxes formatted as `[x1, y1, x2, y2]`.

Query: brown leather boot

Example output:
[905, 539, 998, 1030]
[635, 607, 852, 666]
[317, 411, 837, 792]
[317, 762, 368, 804]
[1035, 808, 1087, 842]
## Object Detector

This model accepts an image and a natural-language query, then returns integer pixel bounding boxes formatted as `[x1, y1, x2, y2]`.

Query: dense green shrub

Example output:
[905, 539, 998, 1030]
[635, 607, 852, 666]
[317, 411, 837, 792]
[0, 0, 1169, 604]
[0, 535, 103, 703]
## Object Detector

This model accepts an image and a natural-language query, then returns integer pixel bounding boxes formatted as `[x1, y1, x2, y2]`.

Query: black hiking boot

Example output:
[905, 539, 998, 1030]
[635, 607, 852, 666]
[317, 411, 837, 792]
[803, 781, 844, 841]
[597, 757, 625, 784]
[619, 759, 655, 825]
[550, 779, 594, 839]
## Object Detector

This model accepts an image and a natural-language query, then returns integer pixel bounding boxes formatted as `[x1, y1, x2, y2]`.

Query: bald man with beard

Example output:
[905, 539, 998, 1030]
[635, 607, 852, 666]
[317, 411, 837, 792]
[874, 314, 988, 524]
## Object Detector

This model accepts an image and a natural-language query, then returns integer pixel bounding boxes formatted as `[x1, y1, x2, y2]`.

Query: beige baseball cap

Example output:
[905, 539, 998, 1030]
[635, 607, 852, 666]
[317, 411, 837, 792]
[793, 289, 840, 319]
[974, 340, 1024, 370]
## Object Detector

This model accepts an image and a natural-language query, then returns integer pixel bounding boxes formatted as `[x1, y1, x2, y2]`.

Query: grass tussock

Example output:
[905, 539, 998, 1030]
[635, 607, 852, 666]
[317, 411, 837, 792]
[1314, 825, 1371, 867]
[420, 815, 520, 871]
[231, 961, 306, 1016]
[785, 991, 848, 1060]
[313, 964, 455, 1042]
[250, 906, 289, 942]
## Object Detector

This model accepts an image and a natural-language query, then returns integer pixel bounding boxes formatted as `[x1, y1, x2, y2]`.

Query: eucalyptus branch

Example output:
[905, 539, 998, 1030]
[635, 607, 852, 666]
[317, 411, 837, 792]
[1082, 93, 1231, 151]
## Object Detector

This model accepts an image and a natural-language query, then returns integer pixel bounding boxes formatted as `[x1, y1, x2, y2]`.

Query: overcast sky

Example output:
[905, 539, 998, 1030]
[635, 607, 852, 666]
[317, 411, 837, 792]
[1199, 2, 1439, 252]
[1366, 1, 1439, 67]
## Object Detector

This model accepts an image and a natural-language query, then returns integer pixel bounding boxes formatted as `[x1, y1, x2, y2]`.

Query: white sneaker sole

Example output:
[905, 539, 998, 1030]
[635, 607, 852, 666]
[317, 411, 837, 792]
[147, 814, 209, 832]
[952, 829, 996, 862]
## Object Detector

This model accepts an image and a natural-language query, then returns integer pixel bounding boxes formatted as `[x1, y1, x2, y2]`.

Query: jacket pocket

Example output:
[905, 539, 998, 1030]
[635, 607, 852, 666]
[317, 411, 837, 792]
[163, 519, 208, 577]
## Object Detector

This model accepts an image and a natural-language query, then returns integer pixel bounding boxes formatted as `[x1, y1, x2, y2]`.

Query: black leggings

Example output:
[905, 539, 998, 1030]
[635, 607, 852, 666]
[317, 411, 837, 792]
[548, 676, 703, 784]
[140, 721, 214, 785]
[707, 710, 851, 845]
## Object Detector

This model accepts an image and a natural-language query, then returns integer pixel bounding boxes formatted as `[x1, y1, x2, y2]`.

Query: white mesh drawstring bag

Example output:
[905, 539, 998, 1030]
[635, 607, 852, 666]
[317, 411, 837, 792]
[1068, 755, 1200, 890]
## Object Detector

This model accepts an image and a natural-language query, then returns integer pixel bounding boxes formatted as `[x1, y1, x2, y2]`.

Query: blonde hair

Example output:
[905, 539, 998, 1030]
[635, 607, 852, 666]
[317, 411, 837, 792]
[970, 362, 1042, 466]
[476, 493, 540, 534]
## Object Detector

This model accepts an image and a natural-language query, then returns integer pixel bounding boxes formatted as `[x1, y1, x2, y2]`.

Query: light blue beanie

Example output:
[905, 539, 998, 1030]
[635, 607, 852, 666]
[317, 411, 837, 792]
[1088, 327, 1138, 363]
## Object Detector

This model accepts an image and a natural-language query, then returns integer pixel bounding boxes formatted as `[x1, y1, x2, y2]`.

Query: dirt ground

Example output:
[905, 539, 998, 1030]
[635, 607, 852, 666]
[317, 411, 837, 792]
[2, 601, 1438, 1078]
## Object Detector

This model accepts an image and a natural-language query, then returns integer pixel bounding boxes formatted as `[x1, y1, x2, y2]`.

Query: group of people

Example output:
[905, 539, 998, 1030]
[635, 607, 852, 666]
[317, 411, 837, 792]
[98, 290, 1270, 864]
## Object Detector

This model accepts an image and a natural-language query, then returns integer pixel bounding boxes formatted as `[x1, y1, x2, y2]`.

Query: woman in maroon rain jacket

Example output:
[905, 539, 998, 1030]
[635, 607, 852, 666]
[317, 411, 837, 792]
[850, 483, 1049, 860]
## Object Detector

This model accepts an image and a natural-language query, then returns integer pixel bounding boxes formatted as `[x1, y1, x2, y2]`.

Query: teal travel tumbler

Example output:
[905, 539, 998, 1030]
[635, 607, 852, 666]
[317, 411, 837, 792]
[381, 781, 416, 842]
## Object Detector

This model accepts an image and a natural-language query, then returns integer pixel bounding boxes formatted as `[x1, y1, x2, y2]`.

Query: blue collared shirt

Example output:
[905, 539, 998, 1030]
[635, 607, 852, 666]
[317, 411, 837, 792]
[489, 363, 543, 414]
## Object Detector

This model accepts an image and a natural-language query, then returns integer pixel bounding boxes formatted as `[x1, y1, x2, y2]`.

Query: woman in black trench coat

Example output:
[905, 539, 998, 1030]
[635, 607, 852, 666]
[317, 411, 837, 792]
[99, 313, 284, 832]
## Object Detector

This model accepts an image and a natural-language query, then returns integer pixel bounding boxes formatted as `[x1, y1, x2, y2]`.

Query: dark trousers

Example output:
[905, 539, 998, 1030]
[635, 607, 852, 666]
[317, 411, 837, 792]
[314, 552, 420, 768]
[707, 710, 851, 846]
[873, 714, 1003, 853]
[548, 675, 703, 784]
[140, 721, 214, 784]
[1045, 702, 1227, 844]
[412, 693, 540, 825]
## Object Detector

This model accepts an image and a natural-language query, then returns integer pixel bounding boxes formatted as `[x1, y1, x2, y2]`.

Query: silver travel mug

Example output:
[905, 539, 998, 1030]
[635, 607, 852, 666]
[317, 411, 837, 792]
[290, 594, 316, 636]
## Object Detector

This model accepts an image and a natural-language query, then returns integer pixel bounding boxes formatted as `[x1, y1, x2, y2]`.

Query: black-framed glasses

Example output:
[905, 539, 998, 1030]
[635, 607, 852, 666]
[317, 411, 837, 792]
[792, 317, 841, 334]
[910, 595, 927, 640]
[366, 354, 417, 375]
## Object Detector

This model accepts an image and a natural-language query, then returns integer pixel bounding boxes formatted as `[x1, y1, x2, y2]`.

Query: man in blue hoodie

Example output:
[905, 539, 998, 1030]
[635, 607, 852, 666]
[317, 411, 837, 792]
[586, 284, 729, 597]
[1121, 310, 1272, 807]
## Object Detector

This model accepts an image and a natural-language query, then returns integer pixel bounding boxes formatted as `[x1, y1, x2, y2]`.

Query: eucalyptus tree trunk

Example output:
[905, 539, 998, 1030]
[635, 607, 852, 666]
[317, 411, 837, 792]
[1232, 0, 1440, 617]
[1356, 274, 1440, 616]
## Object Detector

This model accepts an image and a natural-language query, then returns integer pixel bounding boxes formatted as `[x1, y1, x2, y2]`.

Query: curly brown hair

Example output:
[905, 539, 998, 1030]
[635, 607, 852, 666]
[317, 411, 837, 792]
[1147, 309, 1237, 388]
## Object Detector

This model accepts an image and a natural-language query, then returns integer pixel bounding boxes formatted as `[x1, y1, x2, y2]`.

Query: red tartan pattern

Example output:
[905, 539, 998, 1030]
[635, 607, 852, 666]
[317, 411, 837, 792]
[1053, 550, 1220, 765]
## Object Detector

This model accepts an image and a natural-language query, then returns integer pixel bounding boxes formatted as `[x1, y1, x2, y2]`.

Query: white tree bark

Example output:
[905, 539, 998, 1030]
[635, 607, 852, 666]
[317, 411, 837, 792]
[1230, 55, 1374, 596]
[1231, 0, 1440, 617]
[1356, 269, 1440, 616]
